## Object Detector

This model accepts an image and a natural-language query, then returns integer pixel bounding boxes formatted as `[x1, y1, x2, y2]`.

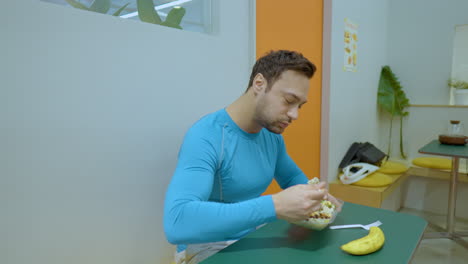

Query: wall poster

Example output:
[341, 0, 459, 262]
[343, 18, 358, 72]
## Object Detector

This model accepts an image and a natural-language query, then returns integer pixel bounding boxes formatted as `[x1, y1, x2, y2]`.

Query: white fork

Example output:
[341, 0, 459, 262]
[329, 220, 382, 230]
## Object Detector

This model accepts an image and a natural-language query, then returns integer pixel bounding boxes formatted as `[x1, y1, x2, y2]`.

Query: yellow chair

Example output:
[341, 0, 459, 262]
[412, 157, 452, 170]
[377, 160, 409, 174]
[351, 172, 394, 187]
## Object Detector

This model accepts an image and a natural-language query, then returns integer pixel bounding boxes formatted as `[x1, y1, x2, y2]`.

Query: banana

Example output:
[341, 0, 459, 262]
[340, 226, 385, 255]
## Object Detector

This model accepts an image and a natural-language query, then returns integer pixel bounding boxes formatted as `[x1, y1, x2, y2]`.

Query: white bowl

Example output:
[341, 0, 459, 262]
[292, 200, 340, 231]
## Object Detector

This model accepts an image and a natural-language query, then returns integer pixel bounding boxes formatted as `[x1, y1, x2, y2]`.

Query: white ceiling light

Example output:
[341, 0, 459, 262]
[120, 0, 192, 19]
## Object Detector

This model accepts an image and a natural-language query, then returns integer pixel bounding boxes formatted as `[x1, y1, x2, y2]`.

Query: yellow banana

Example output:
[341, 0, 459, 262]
[340, 226, 385, 255]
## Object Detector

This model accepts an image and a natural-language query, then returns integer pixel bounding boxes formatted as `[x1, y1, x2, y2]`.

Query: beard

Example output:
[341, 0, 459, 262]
[266, 123, 285, 134]
[254, 104, 288, 134]
[262, 119, 286, 134]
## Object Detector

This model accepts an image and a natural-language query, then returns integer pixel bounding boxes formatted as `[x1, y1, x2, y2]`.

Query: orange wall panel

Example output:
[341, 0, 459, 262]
[257, 0, 323, 194]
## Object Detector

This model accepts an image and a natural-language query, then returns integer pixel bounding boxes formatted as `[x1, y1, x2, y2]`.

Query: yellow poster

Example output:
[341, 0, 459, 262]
[344, 18, 358, 72]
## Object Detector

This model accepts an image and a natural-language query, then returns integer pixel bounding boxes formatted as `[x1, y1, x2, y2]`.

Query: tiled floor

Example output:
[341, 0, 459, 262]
[399, 208, 468, 264]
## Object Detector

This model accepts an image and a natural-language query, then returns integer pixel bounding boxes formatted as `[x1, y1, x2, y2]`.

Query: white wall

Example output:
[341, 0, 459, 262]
[380, 106, 468, 161]
[377, 0, 468, 217]
[403, 177, 468, 219]
[387, 0, 468, 105]
[2, 1, 254, 264]
[324, 0, 390, 182]
[324, 2, 468, 223]
[381, 106, 468, 218]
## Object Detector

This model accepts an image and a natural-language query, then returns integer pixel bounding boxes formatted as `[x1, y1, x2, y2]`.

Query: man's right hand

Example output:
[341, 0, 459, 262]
[271, 182, 327, 222]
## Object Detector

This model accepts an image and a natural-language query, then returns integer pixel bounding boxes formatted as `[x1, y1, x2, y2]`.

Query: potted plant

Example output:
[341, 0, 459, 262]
[448, 78, 468, 105]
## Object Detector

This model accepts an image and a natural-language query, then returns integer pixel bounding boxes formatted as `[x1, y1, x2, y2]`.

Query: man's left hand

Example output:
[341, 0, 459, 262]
[325, 192, 343, 212]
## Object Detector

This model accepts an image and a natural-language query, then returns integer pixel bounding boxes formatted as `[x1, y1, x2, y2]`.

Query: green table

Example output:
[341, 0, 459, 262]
[201, 202, 427, 264]
[419, 139, 468, 247]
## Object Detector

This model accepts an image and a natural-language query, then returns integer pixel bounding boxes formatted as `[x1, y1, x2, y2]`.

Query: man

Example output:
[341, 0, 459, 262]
[164, 50, 341, 264]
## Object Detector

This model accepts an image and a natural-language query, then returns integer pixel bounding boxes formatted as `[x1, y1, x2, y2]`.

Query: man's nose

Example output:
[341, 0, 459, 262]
[287, 107, 299, 120]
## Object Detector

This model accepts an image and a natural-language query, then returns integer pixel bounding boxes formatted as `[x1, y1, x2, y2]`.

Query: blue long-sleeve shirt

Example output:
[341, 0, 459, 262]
[164, 109, 308, 250]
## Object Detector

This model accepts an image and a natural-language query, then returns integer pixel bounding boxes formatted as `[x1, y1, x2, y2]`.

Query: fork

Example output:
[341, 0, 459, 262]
[329, 220, 382, 230]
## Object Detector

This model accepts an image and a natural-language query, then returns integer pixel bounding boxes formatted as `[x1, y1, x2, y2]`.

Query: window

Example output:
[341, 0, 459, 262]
[40, 0, 213, 34]
[450, 24, 468, 105]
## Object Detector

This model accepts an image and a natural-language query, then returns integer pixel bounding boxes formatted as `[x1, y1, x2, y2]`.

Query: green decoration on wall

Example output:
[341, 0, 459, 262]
[377, 65, 410, 159]
[160, 6, 186, 29]
[137, 0, 186, 29]
[65, 0, 186, 30]
[65, 0, 129, 16]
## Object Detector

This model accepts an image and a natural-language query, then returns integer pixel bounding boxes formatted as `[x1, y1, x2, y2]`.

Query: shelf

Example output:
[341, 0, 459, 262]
[407, 166, 468, 183]
[329, 173, 408, 208]
[409, 104, 468, 108]
[329, 164, 468, 209]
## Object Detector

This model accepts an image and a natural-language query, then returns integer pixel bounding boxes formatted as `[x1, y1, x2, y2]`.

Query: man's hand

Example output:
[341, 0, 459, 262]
[271, 182, 327, 222]
[325, 192, 343, 212]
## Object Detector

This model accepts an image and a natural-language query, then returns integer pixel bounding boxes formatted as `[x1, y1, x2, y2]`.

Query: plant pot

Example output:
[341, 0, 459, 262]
[454, 89, 468, 105]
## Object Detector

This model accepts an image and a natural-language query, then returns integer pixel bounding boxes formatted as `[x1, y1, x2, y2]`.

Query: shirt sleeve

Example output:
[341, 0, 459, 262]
[274, 135, 309, 189]
[163, 127, 277, 245]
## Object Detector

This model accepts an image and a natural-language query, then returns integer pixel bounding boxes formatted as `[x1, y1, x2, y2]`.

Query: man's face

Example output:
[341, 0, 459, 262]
[254, 70, 310, 134]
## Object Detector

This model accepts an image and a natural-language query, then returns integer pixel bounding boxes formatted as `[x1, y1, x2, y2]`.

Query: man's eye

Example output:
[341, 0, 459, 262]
[284, 98, 294, 104]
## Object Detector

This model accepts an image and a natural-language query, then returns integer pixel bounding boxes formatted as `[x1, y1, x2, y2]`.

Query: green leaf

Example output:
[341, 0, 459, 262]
[161, 6, 186, 29]
[377, 65, 410, 159]
[137, 0, 162, 24]
[112, 3, 130, 16]
[65, 0, 91, 11]
[89, 0, 111, 14]
[377, 72, 395, 116]
[378, 66, 409, 117]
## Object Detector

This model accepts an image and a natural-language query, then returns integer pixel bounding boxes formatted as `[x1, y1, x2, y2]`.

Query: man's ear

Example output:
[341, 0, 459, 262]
[252, 73, 267, 94]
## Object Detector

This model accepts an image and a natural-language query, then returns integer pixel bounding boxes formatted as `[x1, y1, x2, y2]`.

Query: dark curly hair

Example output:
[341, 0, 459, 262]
[246, 50, 316, 92]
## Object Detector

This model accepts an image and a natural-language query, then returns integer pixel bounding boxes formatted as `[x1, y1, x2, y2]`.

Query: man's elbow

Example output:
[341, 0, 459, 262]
[164, 220, 192, 245]
[164, 221, 181, 245]
[165, 233, 180, 245]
